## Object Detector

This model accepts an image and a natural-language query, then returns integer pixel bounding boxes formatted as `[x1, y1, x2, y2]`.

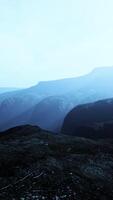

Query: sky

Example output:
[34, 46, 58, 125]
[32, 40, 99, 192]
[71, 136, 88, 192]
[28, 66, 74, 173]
[0, 0, 113, 87]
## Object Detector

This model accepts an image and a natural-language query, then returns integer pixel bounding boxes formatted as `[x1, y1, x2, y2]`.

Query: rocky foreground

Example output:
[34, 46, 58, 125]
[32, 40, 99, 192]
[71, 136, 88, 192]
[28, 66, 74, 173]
[0, 125, 113, 200]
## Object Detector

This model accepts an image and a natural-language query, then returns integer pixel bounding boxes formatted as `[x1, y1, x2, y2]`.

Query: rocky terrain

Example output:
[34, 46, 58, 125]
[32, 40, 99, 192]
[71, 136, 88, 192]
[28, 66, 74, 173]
[0, 125, 113, 199]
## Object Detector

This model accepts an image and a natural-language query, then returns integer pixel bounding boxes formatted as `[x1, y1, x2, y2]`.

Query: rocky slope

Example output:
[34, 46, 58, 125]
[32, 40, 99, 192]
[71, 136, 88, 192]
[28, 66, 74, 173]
[0, 125, 113, 199]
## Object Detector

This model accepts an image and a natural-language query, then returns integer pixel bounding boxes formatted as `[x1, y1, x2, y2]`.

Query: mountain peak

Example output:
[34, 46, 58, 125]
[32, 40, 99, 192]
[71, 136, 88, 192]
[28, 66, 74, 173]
[91, 66, 113, 74]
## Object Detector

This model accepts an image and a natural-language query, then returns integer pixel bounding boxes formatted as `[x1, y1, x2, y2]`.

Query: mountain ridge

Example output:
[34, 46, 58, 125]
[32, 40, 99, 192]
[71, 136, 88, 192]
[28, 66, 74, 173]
[0, 66, 113, 132]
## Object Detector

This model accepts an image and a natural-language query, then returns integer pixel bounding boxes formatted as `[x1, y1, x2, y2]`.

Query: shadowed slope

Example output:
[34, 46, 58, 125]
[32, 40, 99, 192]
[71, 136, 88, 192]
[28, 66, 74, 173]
[62, 98, 113, 138]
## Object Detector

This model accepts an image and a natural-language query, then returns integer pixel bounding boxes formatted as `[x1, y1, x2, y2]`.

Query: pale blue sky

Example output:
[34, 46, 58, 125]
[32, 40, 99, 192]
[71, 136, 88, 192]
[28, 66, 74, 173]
[0, 0, 113, 87]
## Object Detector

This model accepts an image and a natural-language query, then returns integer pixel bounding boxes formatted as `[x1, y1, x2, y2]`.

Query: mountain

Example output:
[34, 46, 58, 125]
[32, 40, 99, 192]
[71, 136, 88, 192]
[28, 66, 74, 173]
[0, 125, 113, 199]
[1, 95, 73, 132]
[62, 98, 113, 138]
[0, 87, 20, 94]
[0, 66, 113, 132]
[29, 96, 72, 132]
[0, 83, 61, 128]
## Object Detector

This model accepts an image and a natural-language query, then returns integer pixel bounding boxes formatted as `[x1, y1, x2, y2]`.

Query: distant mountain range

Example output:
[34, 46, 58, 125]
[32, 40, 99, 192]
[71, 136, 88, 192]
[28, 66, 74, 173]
[0, 87, 20, 94]
[0, 66, 113, 132]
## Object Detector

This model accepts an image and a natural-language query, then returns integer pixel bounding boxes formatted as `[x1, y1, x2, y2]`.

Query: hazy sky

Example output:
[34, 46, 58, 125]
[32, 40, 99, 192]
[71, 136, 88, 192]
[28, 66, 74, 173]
[0, 0, 113, 87]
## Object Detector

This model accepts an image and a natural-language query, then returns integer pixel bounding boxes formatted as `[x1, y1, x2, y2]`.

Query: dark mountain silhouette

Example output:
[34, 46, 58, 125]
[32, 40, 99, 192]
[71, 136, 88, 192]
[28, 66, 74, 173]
[0, 66, 113, 132]
[0, 125, 113, 199]
[62, 98, 113, 138]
